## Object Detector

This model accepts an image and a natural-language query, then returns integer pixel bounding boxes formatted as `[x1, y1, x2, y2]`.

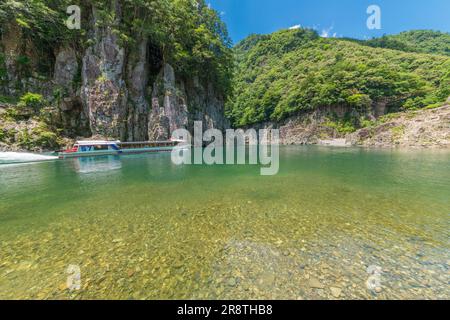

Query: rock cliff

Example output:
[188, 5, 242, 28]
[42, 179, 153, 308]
[251, 103, 450, 149]
[347, 104, 450, 148]
[0, 1, 229, 150]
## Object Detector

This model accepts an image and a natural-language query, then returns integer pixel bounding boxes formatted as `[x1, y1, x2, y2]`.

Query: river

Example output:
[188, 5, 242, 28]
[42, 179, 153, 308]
[0, 146, 448, 299]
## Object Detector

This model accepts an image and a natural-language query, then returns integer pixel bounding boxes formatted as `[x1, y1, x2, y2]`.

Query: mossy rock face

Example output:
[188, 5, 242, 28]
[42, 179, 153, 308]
[16, 131, 57, 151]
[323, 119, 357, 135]
[3, 106, 33, 121]
[0, 95, 16, 104]
[391, 125, 406, 141]
[31, 128, 60, 149]
[0, 125, 17, 144]
[0, 92, 46, 121]
[0, 118, 62, 151]
[0, 90, 63, 150]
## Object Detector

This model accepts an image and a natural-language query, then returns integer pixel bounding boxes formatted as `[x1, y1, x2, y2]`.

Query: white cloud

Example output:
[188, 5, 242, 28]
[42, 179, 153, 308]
[287, 23, 339, 38]
[320, 26, 337, 38]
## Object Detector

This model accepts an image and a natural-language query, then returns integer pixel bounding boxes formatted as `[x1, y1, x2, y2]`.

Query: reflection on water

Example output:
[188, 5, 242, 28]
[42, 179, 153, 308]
[72, 156, 122, 174]
[0, 146, 449, 300]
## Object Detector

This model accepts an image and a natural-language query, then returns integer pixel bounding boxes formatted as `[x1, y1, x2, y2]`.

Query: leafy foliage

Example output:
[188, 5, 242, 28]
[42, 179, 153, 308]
[226, 28, 450, 127]
[117, 0, 233, 93]
[18, 92, 44, 110]
[0, 0, 76, 43]
[364, 30, 450, 56]
[0, 0, 232, 94]
[30, 124, 60, 149]
[13, 123, 60, 150]
[0, 0, 82, 77]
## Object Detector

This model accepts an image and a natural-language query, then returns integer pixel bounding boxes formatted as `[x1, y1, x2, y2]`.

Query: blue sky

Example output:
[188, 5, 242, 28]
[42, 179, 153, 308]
[209, 0, 450, 44]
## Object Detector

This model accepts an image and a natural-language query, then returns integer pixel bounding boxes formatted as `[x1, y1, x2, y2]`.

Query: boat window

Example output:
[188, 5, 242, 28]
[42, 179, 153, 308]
[80, 146, 93, 152]
[109, 144, 120, 150]
[79, 145, 108, 151]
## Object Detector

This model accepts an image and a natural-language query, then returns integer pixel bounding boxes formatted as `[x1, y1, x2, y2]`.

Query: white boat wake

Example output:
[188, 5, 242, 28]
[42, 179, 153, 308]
[0, 152, 58, 164]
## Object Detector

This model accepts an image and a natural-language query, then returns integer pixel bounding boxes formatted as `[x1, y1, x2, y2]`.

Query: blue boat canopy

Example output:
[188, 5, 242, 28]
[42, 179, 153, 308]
[75, 141, 121, 152]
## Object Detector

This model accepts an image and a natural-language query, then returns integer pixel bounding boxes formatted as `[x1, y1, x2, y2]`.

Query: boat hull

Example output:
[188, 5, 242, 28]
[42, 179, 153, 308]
[59, 146, 176, 159]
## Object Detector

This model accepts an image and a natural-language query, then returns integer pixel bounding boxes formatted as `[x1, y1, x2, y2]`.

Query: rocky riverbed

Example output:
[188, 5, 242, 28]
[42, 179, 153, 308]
[0, 147, 448, 300]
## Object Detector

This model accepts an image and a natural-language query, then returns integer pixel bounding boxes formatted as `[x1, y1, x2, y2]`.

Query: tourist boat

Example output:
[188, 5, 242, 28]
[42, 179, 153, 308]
[58, 140, 183, 159]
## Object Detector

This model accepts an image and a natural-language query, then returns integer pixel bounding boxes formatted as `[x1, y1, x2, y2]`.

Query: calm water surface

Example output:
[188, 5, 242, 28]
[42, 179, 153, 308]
[0, 146, 449, 299]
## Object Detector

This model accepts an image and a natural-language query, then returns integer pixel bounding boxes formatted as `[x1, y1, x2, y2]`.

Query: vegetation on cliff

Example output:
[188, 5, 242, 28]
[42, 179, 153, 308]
[0, 0, 232, 91]
[0, 92, 63, 150]
[226, 29, 450, 128]
[0, 0, 233, 149]
[0, 0, 79, 77]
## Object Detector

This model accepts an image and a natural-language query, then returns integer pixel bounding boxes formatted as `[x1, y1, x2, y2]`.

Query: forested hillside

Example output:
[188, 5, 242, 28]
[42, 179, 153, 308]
[226, 28, 450, 129]
[364, 30, 450, 56]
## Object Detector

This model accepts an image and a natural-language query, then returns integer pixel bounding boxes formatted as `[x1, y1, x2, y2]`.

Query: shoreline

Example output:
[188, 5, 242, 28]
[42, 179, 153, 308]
[1, 105, 449, 153]
[1, 141, 449, 156]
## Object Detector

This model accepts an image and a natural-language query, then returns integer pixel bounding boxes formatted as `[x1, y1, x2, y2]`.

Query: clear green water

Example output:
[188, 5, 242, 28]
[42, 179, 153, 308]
[0, 146, 449, 300]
